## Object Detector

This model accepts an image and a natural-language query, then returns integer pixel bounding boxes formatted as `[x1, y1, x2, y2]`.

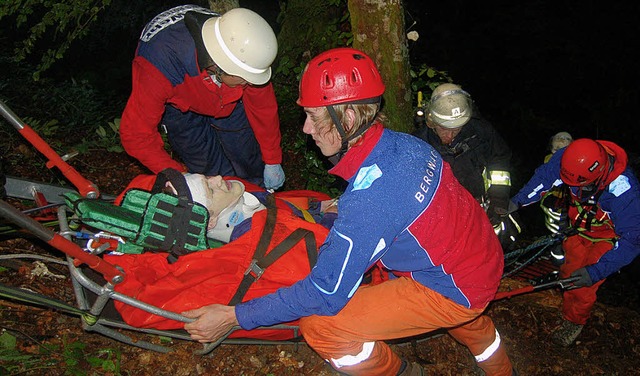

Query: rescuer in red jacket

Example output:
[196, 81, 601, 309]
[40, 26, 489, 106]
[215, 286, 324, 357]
[119, 5, 285, 190]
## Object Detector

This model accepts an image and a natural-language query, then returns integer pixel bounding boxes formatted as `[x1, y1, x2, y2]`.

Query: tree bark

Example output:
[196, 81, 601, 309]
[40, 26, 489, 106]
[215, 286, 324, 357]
[208, 0, 239, 14]
[348, 0, 413, 133]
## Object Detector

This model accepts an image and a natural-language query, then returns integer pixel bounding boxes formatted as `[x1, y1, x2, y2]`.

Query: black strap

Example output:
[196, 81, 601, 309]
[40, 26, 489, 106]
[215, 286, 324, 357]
[228, 196, 318, 306]
[152, 168, 192, 202]
[150, 168, 204, 263]
[184, 10, 218, 71]
[140, 197, 195, 263]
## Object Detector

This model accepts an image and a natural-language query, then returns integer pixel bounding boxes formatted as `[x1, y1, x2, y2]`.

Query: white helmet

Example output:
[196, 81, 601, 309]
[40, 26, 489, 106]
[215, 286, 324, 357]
[201, 8, 277, 85]
[428, 83, 472, 129]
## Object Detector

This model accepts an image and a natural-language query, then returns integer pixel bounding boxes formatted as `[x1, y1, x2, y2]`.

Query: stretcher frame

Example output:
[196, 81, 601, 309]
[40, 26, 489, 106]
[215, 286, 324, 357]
[0, 98, 305, 355]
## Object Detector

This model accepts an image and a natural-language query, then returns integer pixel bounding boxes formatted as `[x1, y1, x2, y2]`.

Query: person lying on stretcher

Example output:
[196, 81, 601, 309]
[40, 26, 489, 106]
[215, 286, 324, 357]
[160, 171, 338, 243]
[71, 168, 339, 336]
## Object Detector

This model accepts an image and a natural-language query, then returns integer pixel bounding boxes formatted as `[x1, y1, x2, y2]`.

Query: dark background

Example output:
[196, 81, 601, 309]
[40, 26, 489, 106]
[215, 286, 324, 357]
[36, 0, 639, 182]
[240, 0, 639, 187]
[404, 1, 639, 180]
[4, 0, 638, 208]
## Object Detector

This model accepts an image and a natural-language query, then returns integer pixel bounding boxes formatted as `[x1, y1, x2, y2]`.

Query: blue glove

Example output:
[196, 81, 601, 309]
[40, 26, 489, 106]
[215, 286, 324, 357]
[264, 164, 285, 191]
[570, 267, 593, 287]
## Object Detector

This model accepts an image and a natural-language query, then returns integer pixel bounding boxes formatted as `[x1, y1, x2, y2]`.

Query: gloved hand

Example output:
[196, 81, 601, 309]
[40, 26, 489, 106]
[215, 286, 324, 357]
[488, 206, 504, 227]
[570, 267, 593, 288]
[493, 212, 523, 252]
[488, 199, 518, 225]
[264, 164, 285, 191]
[548, 243, 565, 266]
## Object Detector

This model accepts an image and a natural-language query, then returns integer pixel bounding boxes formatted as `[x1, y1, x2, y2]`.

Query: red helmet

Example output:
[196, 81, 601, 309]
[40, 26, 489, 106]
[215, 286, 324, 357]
[297, 47, 385, 107]
[560, 138, 610, 186]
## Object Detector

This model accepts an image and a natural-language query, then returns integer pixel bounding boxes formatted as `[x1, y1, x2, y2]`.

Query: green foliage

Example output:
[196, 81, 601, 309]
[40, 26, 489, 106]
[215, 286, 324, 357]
[289, 131, 341, 197]
[0, 52, 125, 177]
[274, 0, 350, 194]
[0, 0, 113, 81]
[0, 331, 122, 375]
[409, 63, 453, 109]
[76, 118, 124, 153]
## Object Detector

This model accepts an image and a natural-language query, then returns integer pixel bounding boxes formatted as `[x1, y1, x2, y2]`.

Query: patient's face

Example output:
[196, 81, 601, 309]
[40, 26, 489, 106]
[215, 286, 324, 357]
[182, 174, 245, 225]
[204, 176, 244, 218]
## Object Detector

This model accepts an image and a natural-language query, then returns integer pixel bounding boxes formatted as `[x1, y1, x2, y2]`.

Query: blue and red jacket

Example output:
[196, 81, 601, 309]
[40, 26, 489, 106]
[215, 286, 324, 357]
[236, 124, 504, 330]
[120, 6, 282, 174]
[512, 141, 640, 283]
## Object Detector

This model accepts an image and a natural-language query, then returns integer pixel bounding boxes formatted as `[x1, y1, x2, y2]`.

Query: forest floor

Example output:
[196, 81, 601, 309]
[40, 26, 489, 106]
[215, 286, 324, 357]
[1, 147, 640, 375]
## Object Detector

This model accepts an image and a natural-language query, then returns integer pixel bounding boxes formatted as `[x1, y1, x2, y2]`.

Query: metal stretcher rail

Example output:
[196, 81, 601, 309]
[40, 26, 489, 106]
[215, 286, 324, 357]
[56, 206, 304, 355]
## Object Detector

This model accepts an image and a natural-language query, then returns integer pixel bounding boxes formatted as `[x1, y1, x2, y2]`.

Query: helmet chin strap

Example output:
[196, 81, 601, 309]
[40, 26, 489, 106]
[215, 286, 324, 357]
[206, 192, 266, 243]
[326, 100, 380, 164]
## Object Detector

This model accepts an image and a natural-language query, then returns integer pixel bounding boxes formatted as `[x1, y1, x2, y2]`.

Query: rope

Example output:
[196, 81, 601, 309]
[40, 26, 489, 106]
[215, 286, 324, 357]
[502, 233, 563, 279]
[0, 283, 97, 325]
[0, 254, 68, 265]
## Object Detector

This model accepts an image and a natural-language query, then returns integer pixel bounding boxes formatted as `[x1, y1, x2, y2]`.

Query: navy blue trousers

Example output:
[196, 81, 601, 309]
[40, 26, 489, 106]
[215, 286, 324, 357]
[162, 101, 265, 186]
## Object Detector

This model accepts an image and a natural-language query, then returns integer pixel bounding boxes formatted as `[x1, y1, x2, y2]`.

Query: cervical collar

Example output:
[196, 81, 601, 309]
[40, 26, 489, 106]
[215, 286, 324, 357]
[206, 192, 266, 243]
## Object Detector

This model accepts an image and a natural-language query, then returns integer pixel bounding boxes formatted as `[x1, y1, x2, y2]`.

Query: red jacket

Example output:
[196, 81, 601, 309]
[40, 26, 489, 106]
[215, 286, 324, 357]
[120, 36, 282, 173]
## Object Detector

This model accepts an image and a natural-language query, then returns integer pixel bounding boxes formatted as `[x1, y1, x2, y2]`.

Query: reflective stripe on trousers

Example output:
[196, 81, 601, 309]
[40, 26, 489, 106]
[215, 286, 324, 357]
[475, 329, 501, 362]
[299, 277, 513, 376]
[330, 341, 375, 368]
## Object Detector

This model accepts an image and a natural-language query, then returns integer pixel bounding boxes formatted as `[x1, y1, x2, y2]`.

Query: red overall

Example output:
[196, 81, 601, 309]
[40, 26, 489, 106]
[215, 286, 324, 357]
[559, 200, 617, 325]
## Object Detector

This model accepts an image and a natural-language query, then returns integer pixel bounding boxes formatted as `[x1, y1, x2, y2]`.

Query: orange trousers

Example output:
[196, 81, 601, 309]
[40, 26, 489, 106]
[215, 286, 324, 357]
[299, 277, 513, 376]
[559, 235, 610, 325]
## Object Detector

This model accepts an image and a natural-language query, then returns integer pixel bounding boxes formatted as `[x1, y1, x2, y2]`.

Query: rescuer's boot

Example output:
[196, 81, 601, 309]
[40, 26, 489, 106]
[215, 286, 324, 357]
[552, 319, 584, 347]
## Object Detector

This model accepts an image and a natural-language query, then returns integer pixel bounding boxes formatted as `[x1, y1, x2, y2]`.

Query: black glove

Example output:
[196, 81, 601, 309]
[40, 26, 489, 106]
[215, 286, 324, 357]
[488, 208, 503, 227]
[570, 267, 593, 287]
[548, 243, 565, 266]
[493, 212, 523, 252]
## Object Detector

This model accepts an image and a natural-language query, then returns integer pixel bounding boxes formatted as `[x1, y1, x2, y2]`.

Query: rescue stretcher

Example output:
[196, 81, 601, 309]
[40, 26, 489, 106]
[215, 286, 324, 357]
[0, 99, 576, 355]
[0, 99, 317, 354]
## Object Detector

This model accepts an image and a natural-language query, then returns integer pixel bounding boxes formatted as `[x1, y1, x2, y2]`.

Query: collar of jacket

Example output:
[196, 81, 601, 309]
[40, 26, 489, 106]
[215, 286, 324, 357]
[597, 140, 628, 187]
[330, 123, 384, 181]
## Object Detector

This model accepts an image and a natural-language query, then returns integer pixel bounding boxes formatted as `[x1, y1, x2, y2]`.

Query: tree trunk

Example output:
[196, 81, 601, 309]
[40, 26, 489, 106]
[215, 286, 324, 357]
[348, 0, 413, 133]
[208, 0, 239, 14]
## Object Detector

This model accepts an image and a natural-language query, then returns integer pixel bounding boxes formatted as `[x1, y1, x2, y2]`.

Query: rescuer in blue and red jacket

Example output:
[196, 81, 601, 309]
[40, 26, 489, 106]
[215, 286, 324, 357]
[119, 5, 285, 190]
[511, 138, 640, 347]
[182, 48, 515, 376]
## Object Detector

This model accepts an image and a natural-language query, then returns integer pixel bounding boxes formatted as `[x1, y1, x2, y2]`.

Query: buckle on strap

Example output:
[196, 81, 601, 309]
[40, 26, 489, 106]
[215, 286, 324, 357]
[244, 259, 264, 280]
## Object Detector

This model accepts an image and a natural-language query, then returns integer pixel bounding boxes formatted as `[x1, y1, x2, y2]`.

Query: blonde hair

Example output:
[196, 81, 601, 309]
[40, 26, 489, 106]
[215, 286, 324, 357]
[316, 103, 386, 145]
